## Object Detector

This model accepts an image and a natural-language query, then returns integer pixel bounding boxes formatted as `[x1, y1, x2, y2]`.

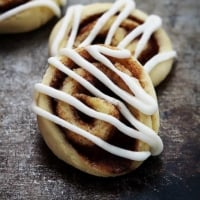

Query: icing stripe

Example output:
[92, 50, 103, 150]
[66, 5, 83, 49]
[144, 51, 177, 73]
[32, 103, 151, 161]
[86, 45, 157, 112]
[35, 83, 160, 151]
[79, 0, 127, 47]
[33, 45, 164, 160]
[60, 47, 157, 115]
[50, 5, 83, 56]
[0, 0, 61, 21]
[105, 0, 135, 45]
[50, 6, 74, 56]
[118, 15, 162, 58]
[47, 56, 163, 156]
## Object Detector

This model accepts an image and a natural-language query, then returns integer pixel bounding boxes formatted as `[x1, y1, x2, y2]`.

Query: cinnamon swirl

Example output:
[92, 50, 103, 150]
[33, 45, 163, 177]
[0, 0, 67, 33]
[49, 0, 176, 86]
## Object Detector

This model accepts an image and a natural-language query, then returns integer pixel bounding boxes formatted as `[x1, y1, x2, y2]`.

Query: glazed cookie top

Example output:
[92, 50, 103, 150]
[0, 0, 30, 12]
[49, 0, 177, 86]
[33, 45, 163, 162]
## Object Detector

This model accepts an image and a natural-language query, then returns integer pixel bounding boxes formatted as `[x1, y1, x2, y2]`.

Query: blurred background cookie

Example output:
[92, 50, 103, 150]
[33, 45, 163, 177]
[0, 0, 67, 33]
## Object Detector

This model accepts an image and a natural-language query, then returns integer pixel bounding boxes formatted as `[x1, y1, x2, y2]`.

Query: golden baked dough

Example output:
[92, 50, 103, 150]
[0, 0, 67, 33]
[33, 45, 162, 177]
[49, 1, 176, 86]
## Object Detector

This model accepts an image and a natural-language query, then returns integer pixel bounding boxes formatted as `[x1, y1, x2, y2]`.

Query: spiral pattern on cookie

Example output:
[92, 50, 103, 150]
[33, 45, 163, 176]
[0, 0, 68, 33]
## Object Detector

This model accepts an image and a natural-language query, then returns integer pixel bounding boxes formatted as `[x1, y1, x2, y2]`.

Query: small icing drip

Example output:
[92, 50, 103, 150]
[60, 47, 157, 115]
[144, 51, 177, 73]
[118, 15, 162, 58]
[0, 0, 61, 21]
[33, 45, 164, 161]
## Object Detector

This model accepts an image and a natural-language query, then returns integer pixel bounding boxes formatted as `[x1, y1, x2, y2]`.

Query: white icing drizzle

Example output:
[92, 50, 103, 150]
[32, 103, 151, 161]
[33, 45, 163, 161]
[50, 5, 83, 56]
[85, 45, 157, 114]
[0, 0, 62, 21]
[66, 5, 83, 49]
[144, 51, 177, 73]
[34, 83, 160, 155]
[79, 0, 127, 47]
[50, 6, 74, 56]
[50, 0, 176, 74]
[47, 56, 162, 156]
[105, 0, 135, 45]
[118, 15, 162, 58]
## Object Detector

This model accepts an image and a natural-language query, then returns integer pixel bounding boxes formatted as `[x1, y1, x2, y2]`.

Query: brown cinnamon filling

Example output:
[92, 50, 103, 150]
[49, 52, 144, 174]
[75, 12, 159, 65]
[138, 36, 159, 65]
[0, 0, 30, 13]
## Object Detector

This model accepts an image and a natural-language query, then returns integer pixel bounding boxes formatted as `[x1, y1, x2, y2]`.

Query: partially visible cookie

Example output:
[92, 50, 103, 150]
[0, 0, 67, 33]
[49, 0, 176, 86]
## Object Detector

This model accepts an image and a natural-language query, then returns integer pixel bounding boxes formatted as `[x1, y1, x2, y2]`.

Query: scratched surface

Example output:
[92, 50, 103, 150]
[0, 0, 199, 199]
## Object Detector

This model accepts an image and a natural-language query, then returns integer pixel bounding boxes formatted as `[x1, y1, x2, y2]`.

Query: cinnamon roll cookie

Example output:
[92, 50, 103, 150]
[49, 0, 176, 86]
[33, 45, 163, 177]
[0, 0, 67, 33]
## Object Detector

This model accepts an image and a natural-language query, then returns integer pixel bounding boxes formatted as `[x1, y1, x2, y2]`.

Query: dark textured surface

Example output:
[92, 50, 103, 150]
[0, 0, 199, 199]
